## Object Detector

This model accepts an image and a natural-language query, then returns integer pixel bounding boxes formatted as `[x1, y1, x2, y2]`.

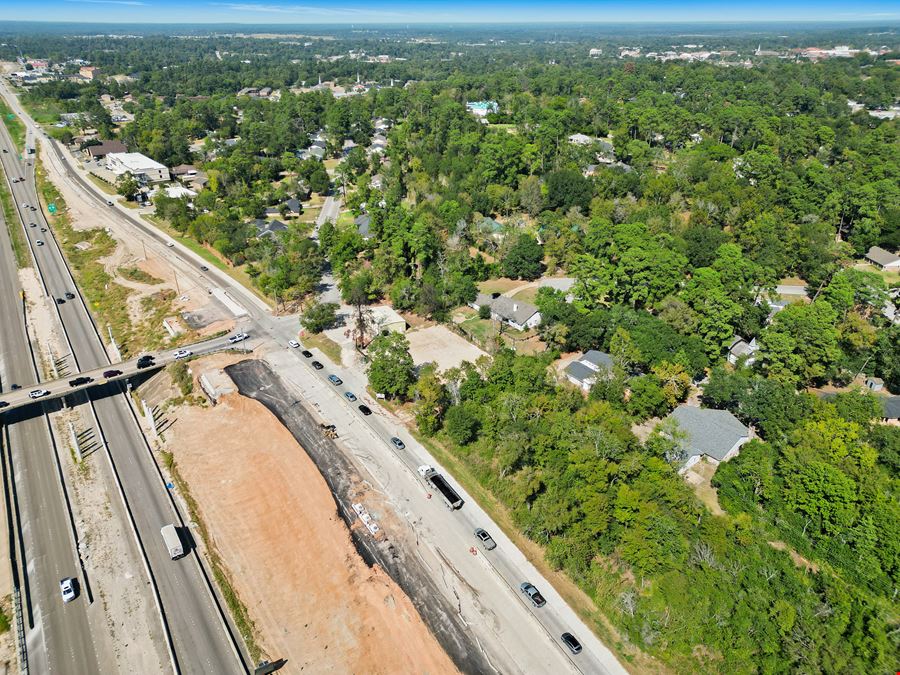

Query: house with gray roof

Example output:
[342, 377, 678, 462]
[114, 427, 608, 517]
[355, 214, 372, 239]
[865, 246, 900, 270]
[727, 336, 758, 365]
[564, 349, 613, 391]
[252, 218, 288, 238]
[471, 293, 541, 331]
[667, 405, 750, 472]
[882, 396, 900, 424]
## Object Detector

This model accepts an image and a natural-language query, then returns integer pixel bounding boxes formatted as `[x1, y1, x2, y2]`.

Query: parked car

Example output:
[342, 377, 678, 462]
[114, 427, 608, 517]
[390, 437, 405, 450]
[519, 582, 546, 608]
[68, 376, 93, 387]
[311, 360, 324, 370]
[301, 350, 313, 358]
[136, 355, 155, 369]
[29, 389, 50, 399]
[328, 374, 343, 386]
[59, 577, 77, 603]
[103, 369, 122, 378]
[474, 528, 497, 551]
[172, 349, 192, 359]
[344, 392, 357, 402]
[358, 404, 372, 416]
[288, 340, 300, 348]
[560, 632, 582, 654]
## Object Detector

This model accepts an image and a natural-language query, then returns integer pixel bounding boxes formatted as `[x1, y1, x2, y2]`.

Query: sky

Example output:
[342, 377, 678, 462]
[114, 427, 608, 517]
[0, 0, 898, 24]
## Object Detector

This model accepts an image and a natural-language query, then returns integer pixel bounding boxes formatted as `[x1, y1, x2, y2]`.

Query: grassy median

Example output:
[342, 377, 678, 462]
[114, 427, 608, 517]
[0, 100, 26, 154]
[0, 164, 28, 267]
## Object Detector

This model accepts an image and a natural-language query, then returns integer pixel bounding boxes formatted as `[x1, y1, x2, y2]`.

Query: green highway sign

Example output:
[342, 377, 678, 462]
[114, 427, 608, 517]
[5, 114, 13, 120]
[47, 203, 57, 214]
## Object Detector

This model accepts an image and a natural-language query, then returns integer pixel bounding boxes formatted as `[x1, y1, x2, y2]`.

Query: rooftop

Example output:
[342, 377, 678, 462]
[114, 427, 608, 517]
[474, 293, 539, 327]
[107, 152, 167, 171]
[565, 361, 597, 384]
[668, 405, 749, 462]
[866, 246, 900, 267]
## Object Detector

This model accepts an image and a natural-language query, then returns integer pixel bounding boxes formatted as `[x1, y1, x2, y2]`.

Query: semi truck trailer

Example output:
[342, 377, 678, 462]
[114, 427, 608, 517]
[417, 465, 464, 510]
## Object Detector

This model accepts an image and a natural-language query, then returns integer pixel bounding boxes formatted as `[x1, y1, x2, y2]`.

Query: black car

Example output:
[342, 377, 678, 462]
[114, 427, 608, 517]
[311, 360, 324, 370]
[561, 632, 582, 654]
[358, 404, 372, 416]
[0, 401, 9, 409]
[68, 376, 93, 387]
[65, 292, 75, 299]
[301, 350, 313, 358]
[199, 265, 209, 272]
[10, 384, 21, 390]
[55, 297, 65, 304]
[29, 222, 36, 228]
[136, 355, 155, 369]
[103, 369, 123, 378]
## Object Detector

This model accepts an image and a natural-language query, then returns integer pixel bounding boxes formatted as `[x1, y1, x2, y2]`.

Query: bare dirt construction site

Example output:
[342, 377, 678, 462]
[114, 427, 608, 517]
[162, 355, 459, 674]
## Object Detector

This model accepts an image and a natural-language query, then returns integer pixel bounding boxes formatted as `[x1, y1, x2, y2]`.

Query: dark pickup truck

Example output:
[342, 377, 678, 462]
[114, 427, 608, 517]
[68, 376, 93, 387]
[417, 465, 464, 510]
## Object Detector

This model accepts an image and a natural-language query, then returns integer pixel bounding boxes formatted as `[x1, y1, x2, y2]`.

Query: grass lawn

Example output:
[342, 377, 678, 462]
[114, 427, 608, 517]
[0, 163, 28, 267]
[459, 316, 497, 347]
[302, 332, 343, 365]
[853, 261, 900, 286]
[87, 173, 117, 195]
[0, 100, 26, 154]
[510, 286, 539, 304]
[336, 210, 355, 227]
[478, 278, 527, 295]
[141, 213, 274, 308]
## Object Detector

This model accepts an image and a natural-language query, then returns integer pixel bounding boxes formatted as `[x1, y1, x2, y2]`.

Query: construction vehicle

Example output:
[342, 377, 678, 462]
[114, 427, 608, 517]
[320, 423, 338, 439]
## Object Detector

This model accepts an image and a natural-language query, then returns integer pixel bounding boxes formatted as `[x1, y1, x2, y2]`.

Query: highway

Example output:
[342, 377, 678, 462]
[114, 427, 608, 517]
[1, 75, 626, 675]
[0, 84, 248, 675]
[0, 333, 250, 413]
[0, 153, 99, 675]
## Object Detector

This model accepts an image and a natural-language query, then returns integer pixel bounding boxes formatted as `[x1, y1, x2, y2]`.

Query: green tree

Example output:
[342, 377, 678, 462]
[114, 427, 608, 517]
[300, 301, 338, 334]
[414, 364, 449, 436]
[502, 234, 543, 280]
[758, 301, 841, 385]
[116, 171, 139, 199]
[367, 332, 415, 399]
[444, 405, 480, 445]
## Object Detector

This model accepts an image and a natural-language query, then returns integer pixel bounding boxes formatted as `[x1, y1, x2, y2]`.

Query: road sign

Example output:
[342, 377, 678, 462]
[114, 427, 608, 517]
[5, 114, 13, 120]
[47, 203, 57, 214]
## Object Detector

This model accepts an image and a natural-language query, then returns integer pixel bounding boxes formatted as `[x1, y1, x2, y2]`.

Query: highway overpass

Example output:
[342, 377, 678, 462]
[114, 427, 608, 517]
[0, 333, 252, 414]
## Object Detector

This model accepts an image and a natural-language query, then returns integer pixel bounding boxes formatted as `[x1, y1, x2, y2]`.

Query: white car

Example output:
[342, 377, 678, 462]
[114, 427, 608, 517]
[288, 340, 300, 348]
[172, 349, 192, 360]
[60, 577, 76, 603]
[228, 332, 249, 344]
[36, 240, 45, 246]
[29, 389, 49, 399]
[166, 241, 175, 247]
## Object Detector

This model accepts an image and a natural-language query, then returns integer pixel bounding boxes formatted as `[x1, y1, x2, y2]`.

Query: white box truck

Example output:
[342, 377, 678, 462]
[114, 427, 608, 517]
[160, 524, 184, 559]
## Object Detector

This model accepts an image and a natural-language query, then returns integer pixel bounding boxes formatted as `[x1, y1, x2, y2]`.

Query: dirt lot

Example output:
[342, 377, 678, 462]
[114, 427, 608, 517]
[406, 325, 489, 371]
[163, 357, 459, 675]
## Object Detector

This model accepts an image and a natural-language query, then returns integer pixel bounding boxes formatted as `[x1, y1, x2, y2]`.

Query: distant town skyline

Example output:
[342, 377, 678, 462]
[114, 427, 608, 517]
[1, 1, 899, 25]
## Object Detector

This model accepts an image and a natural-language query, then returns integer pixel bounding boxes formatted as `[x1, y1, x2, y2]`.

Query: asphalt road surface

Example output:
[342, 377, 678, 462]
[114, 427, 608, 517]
[0, 138, 99, 673]
[0, 86, 247, 675]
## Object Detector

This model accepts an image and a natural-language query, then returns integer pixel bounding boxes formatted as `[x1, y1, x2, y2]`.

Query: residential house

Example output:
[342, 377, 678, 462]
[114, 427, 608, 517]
[151, 184, 196, 200]
[105, 152, 170, 184]
[342, 139, 358, 156]
[170, 163, 198, 179]
[355, 214, 372, 239]
[727, 336, 758, 365]
[471, 294, 541, 331]
[667, 405, 751, 472]
[538, 277, 576, 301]
[865, 246, 900, 270]
[370, 174, 384, 190]
[85, 140, 127, 160]
[596, 139, 616, 163]
[252, 219, 288, 238]
[589, 48, 603, 57]
[307, 145, 326, 160]
[568, 133, 593, 145]
[79, 66, 101, 81]
[369, 304, 407, 334]
[565, 350, 613, 391]
[882, 396, 900, 426]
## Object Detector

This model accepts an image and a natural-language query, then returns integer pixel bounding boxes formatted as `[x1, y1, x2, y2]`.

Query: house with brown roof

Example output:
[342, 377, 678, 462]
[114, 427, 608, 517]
[85, 140, 127, 160]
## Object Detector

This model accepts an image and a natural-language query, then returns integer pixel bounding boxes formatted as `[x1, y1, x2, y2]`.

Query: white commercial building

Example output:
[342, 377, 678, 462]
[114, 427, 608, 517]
[105, 152, 170, 184]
